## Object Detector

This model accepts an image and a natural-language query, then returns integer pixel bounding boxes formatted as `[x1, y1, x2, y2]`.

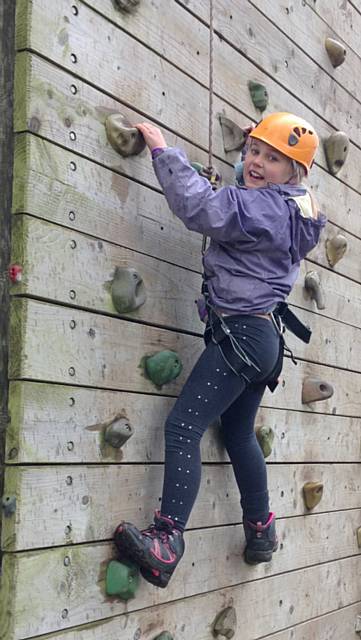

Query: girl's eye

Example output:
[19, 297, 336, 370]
[269, 155, 279, 162]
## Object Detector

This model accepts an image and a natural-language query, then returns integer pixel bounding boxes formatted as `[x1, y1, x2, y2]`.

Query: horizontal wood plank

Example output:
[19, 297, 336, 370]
[2, 464, 361, 550]
[11, 214, 203, 333]
[13, 132, 361, 285]
[9, 299, 361, 392]
[11, 214, 361, 332]
[0, 544, 359, 639]
[6, 381, 361, 464]
[8, 299, 361, 416]
[21, 602, 361, 640]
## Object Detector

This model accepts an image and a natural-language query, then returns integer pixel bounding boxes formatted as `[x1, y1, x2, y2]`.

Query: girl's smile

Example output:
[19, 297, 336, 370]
[243, 139, 295, 188]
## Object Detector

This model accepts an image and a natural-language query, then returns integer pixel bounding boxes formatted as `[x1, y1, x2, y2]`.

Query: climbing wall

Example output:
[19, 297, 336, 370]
[1, 0, 361, 638]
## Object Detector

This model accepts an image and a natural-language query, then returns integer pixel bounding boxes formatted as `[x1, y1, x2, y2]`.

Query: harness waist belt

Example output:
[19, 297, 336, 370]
[274, 302, 311, 344]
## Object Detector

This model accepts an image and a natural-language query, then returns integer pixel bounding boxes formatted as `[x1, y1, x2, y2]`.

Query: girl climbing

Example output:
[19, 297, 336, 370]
[114, 112, 326, 588]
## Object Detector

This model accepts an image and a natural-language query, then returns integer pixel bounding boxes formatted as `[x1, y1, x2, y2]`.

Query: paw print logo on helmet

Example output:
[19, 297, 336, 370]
[249, 112, 319, 174]
[288, 125, 315, 148]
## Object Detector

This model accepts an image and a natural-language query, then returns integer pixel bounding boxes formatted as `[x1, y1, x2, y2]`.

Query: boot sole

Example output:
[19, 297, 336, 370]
[244, 542, 278, 565]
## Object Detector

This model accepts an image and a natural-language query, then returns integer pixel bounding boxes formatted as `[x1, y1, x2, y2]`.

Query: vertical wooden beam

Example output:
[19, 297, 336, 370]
[0, 0, 16, 558]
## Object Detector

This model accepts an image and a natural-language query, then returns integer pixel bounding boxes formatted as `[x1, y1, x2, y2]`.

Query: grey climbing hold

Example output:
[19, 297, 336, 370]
[325, 234, 347, 268]
[256, 426, 274, 458]
[153, 633, 174, 640]
[1, 495, 16, 517]
[303, 481, 323, 510]
[218, 115, 248, 152]
[142, 350, 183, 387]
[212, 606, 237, 639]
[304, 270, 326, 310]
[111, 266, 146, 314]
[356, 614, 361, 634]
[302, 377, 334, 404]
[114, 0, 140, 13]
[356, 526, 361, 549]
[248, 81, 269, 112]
[105, 114, 146, 157]
[325, 37, 346, 68]
[323, 131, 349, 175]
[104, 414, 134, 448]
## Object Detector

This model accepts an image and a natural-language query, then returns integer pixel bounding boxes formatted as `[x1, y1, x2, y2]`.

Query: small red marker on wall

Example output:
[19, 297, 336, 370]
[8, 264, 23, 283]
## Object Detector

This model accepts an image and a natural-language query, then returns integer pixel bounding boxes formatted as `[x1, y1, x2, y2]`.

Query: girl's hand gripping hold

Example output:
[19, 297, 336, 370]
[135, 122, 167, 151]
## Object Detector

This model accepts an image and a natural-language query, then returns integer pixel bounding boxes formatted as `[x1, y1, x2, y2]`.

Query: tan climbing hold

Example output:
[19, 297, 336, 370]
[325, 234, 347, 268]
[304, 270, 325, 310]
[256, 426, 274, 459]
[111, 266, 146, 313]
[114, 0, 140, 12]
[325, 37, 346, 68]
[357, 526, 361, 549]
[105, 114, 146, 157]
[218, 115, 248, 152]
[323, 131, 349, 175]
[212, 606, 237, 639]
[302, 377, 334, 404]
[303, 481, 323, 510]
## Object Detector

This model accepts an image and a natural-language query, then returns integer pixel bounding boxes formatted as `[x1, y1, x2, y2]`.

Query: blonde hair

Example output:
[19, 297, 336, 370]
[290, 160, 307, 184]
[291, 160, 319, 219]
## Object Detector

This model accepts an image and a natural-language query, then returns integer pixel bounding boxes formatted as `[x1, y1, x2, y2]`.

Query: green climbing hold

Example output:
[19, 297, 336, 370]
[153, 633, 174, 640]
[111, 266, 146, 314]
[105, 113, 146, 157]
[105, 559, 140, 600]
[323, 131, 349, 175]
[256, 426, 274, 459]
[104, 415, 134, 448]
[248, 81, 269, 112]
[212, 606, 237, 639]
[191, 162, 222, 190]
[143, 350, 183, 387]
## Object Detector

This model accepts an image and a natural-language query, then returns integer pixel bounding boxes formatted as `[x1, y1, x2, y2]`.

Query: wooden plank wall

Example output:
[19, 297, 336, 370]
[0, 0, 361, 638]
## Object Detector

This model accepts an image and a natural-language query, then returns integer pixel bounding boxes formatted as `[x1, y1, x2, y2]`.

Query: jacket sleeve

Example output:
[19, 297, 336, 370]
[152, 146, 254, 243]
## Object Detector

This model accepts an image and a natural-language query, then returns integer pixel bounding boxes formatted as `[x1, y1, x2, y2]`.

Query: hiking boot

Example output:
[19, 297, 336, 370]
[114, 510, 185, 588]
[243, 512, 278, 564]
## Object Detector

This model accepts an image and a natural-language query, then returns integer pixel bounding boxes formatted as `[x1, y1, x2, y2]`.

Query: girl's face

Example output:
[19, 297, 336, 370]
[243, 139, 295, 188]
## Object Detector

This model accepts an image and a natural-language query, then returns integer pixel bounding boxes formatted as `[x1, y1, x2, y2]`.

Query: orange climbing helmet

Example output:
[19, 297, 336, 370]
[249, 112, 319, 174]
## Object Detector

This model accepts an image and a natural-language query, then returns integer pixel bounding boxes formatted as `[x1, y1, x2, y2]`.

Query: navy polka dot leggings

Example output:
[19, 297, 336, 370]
[160, 314, 281, 531]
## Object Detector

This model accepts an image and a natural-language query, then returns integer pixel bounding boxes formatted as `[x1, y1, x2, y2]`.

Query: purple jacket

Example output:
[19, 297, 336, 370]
[153, 147, 326, 314]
